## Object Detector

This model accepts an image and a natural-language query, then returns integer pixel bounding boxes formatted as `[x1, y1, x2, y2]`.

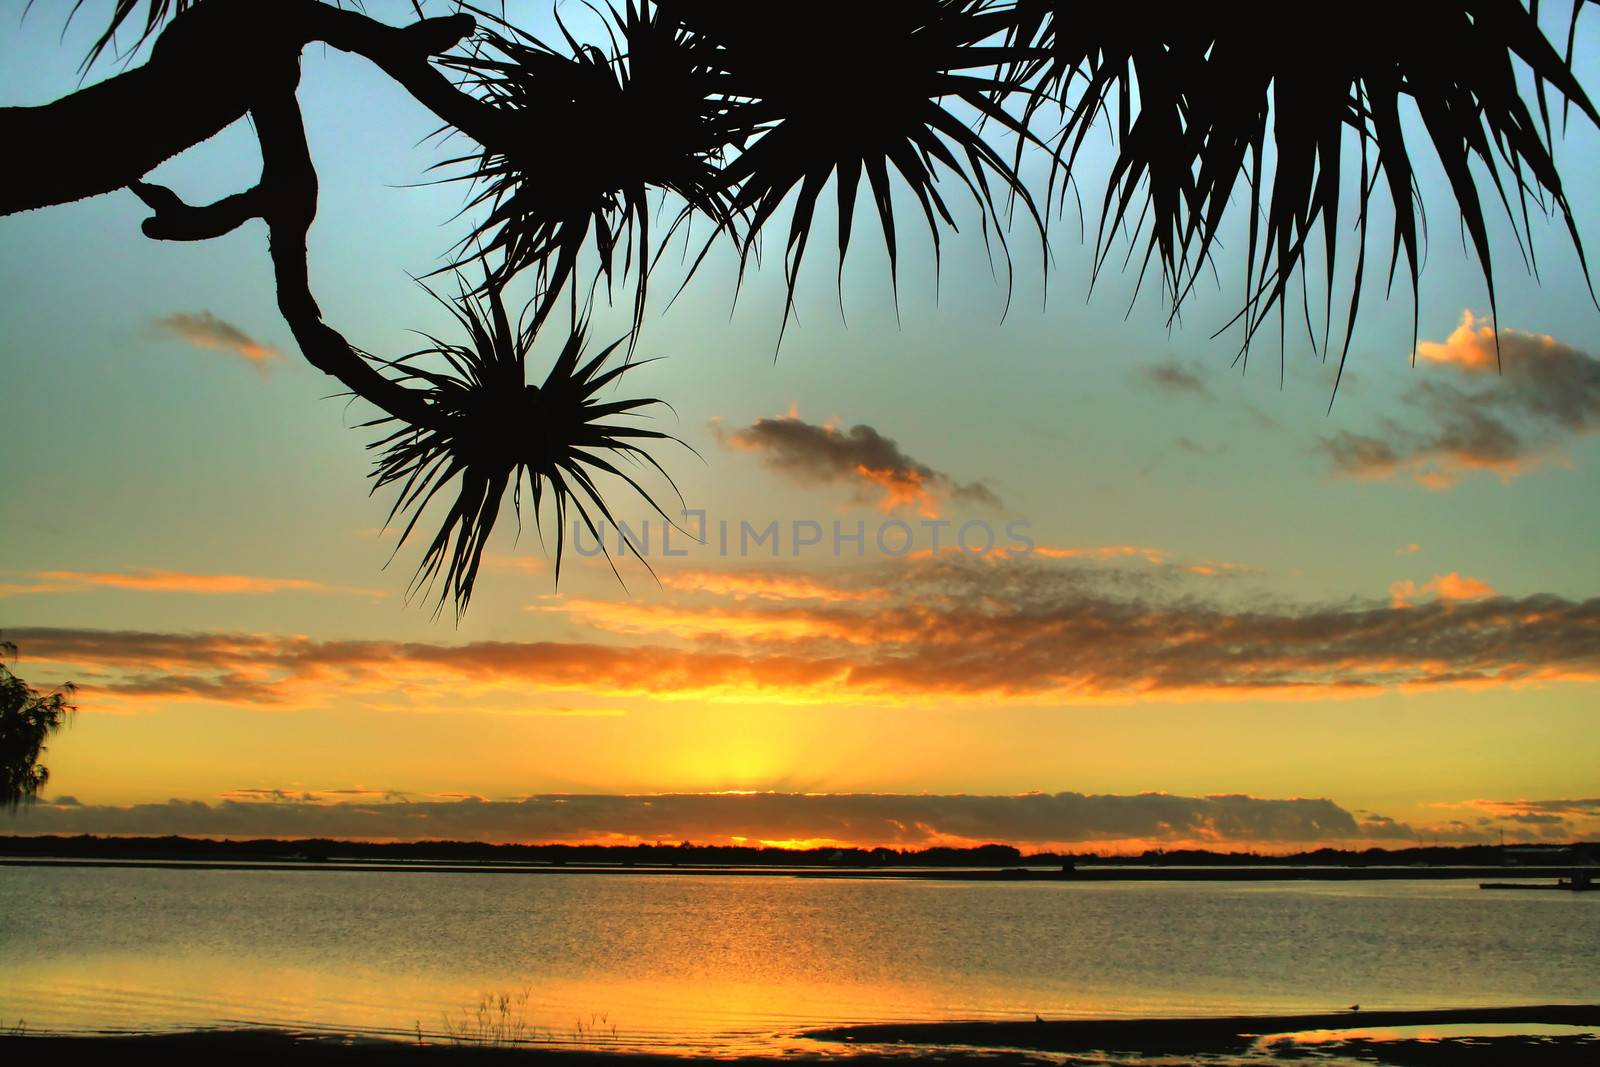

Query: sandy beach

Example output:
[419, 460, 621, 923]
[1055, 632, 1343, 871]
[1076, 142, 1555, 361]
[5, 1006, 1598, 1066]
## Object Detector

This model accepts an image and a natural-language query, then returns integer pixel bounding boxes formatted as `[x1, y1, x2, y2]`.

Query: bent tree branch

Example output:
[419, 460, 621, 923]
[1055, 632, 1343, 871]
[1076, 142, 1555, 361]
[0, 0, 496, 425]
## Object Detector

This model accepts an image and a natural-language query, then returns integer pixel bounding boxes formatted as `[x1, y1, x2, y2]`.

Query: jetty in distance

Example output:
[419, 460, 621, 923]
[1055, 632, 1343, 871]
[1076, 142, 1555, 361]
[1481, 869, 1596, 892]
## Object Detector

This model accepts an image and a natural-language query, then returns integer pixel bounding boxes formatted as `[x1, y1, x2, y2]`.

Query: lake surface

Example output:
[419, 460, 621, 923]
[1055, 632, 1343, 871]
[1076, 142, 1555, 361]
[2, 865, 1596, 1052]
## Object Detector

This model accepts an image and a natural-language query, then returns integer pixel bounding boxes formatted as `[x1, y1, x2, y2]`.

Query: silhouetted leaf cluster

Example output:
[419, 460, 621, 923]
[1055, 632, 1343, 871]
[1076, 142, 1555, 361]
[0, 640, 76, 811]
[363, 280, 687, 617]
[1005, 1, 1599, 390]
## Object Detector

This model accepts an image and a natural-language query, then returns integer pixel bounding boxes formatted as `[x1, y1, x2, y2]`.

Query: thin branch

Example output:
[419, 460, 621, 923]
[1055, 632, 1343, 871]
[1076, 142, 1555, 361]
[254, 81, 439, 428]
[130, 180, 266, 241]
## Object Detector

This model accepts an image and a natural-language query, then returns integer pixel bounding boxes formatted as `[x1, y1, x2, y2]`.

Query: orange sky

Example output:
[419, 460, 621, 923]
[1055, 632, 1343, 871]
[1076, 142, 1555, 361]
[3, 6, 1599, 852]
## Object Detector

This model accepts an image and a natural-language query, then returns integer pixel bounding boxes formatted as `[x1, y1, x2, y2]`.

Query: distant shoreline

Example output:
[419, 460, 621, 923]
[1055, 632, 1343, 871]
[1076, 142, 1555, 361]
[806, 1003, 1600, 1050]
[1, 855, 1594, 881]
[6, 834, 1596, 871]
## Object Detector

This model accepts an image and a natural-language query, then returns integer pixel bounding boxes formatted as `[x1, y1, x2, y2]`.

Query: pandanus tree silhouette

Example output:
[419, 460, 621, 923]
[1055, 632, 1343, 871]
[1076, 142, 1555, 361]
[2, 0, 1595, 617]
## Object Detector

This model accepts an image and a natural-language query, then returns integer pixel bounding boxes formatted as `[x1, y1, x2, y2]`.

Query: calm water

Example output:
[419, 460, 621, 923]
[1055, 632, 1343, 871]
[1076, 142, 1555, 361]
[1, 865, 1596, 1050]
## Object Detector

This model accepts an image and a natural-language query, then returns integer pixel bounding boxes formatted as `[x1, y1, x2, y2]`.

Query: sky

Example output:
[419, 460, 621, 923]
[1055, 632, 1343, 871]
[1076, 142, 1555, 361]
[1, 2, 1597, 852]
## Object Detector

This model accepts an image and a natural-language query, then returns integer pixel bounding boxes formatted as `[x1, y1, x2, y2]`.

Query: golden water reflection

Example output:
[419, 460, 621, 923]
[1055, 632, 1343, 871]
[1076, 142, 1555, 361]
[3, 866, 1598, 1052]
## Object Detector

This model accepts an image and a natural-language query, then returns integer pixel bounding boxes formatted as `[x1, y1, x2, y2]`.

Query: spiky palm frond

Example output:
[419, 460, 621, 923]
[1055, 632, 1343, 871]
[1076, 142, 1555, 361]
[53, 0, 198, 69]
[363, 280, 688, 620]
[439, 2, 744, 337]
[1005, 1, 1599, 384]
[659, 0, 1041, 333]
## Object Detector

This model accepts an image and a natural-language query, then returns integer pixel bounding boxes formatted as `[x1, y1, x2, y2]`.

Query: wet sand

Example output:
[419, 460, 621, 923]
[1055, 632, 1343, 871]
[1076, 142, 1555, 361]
[807, 1002, 1600, 1053]
[4, 1005, 1597, 1065]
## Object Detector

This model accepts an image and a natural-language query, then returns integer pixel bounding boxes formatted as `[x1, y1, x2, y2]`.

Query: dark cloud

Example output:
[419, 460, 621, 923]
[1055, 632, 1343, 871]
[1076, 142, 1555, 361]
[716, 415, 1001, 515]
[12, 791, 1419, 848]
[1321, 312, 1600, 487]
[1141, 360, 1211, 397]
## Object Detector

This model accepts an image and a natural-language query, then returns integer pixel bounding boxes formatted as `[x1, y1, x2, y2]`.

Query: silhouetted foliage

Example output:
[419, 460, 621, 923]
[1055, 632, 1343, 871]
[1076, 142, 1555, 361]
[438, 2, 743, 337]
[0, 641, 77, 811]
[1003, 2, 1599, 389]
[4, 0, 1597, 614]
[362, 278, 689, 616]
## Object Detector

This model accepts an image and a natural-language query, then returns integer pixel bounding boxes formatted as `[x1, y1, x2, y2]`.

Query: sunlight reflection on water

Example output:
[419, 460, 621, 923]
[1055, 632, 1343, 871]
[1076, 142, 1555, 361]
[1, 866, 1596, 1051]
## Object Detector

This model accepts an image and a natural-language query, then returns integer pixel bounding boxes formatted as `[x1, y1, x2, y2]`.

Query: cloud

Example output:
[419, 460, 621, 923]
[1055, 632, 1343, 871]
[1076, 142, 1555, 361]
[1431, 798, 1600, 841]
[9, 790, 1426, 849]
[715, 414, 1001, 516]
[658, 568, 884, 603]
[1415, 310, 1502, 371]
[8, 553, 1597, 709]
[0, 569, 383, 598]
[1031, 544, 1168, 564]
[1389, 572, 1495, 609]
[154, 311, 281, 369]
[1464, 797, 1600, 818]
[1141, 360, 1211, 397]
[1322, 311, 1600, 487]
[218, 787, 413, 804]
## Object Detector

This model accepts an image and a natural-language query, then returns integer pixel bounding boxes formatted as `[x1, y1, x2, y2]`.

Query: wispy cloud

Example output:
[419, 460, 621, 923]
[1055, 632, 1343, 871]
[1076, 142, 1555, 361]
[153, 311, 281, 370]
[13, 790, 1429, 850]
[658, 567, 885, 603]
[715, 413, 1001, 516]
[1140, 359, 1211, 397]
[1322, 311, 1600, 487]
[0, 569, 383, 598]
[1431, 798, 1600, 841]
[1031, 544, 1168, 564]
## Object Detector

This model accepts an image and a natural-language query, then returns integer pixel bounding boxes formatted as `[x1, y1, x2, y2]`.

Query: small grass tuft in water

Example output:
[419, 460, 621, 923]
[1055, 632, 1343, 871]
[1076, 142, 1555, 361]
[437, 991, 621, 1048]
[572, 1011, 619, 1043]
[441, 988, 533, 1047]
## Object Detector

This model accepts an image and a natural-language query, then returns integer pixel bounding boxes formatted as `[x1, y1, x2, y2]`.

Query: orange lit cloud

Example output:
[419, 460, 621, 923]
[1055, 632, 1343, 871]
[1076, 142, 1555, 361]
[1323, 312, 1599, 487]
[533, 597, 892, 645]
[715, 414, 1001, 516]
[154, 311, 280, 370]
[1, 569, 384, 598]
[1389, 572, 1495, 609]
[1414, 309, 1505, 371]
[659, 568, 882, 602]
[1426, 798, 1600, 842]
[9, 553, 1597, 710]
[1032, 544, 1168, 564]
